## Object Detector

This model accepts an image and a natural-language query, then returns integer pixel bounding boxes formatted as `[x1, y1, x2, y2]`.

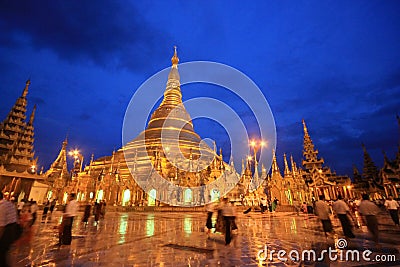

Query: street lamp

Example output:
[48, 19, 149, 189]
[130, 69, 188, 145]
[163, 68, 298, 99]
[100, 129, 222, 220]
[249, 139, 266, 170]
[69, 149, 84, 172]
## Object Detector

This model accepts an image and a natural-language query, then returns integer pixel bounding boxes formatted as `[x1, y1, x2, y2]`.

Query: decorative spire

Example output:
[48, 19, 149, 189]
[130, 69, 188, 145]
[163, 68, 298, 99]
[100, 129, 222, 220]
[171, 46, 179, 66]
[302, 119, 308, 135]
[160, 46, 182, 106]
[62, 134, 68, 149]
[302, 119, 324, 170]
[290, 155, 297, 173]
[22, 79, 30, 98]
[271, 149, 280, 174]
[28, 104, 36, 125]
[283, 153, 290, 176]
[361, 143, 380, 184]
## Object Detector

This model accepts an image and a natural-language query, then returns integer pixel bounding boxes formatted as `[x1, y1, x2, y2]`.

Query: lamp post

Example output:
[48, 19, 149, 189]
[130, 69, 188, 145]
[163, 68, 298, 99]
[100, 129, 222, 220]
[249, 139, 266, 171]
[69, 149, 84, 198]
[69, 149, 84, 173]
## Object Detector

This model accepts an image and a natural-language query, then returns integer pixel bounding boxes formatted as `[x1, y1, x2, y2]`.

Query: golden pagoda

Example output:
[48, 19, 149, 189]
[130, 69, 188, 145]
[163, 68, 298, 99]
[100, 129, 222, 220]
[68, 47, 239, 206]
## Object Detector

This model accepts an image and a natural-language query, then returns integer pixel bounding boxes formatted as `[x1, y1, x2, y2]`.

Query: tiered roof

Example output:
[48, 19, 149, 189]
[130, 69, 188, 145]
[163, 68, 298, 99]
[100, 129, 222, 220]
[0, 80, 37, 173]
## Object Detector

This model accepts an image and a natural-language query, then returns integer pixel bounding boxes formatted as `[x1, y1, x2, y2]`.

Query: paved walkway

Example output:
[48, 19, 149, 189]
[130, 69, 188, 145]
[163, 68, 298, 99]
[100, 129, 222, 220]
[9, 210, 400, 266]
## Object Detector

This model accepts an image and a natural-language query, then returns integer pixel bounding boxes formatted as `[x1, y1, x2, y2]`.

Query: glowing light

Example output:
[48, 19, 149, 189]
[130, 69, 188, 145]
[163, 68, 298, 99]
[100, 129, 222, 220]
[146, 214, 155, 237]
[184, 188, 192, 204]
[148, 189, 156, 206]
[122, 189, 131, 206]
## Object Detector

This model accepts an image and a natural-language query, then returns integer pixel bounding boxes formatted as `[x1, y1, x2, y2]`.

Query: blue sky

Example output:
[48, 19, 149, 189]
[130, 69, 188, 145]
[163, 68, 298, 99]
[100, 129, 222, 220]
[0, 1, 399, 176]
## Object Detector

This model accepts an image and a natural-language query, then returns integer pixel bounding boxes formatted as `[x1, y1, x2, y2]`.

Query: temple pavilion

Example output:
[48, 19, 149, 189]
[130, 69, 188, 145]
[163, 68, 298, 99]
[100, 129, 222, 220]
[0, 80, 46, 201]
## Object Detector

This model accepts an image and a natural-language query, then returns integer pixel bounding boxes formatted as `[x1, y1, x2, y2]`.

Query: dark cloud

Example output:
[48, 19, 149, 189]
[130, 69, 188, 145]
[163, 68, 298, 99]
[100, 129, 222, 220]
[0, 1, 169, 72]
[30, 96, 46, 105]
[79, 113, 91, 121]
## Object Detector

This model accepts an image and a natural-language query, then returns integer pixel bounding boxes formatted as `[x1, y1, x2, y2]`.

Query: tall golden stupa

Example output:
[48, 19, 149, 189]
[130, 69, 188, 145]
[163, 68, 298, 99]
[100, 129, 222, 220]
[51, 47, 239, 206]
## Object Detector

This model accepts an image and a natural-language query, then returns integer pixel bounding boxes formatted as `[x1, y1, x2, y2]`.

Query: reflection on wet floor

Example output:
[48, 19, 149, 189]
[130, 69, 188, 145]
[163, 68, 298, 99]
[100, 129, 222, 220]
[146, 213, 154, 237]
[10, 211, 400, 266]
[118, 214, 128, 244]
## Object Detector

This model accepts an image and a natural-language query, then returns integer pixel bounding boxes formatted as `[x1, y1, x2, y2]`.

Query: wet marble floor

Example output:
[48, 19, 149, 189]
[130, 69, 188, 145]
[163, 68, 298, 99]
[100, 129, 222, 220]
[9, 210, 400, 267]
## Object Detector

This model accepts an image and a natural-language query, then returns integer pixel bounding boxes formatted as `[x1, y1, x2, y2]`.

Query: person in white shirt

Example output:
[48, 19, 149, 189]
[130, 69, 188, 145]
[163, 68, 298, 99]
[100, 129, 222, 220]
[260, 198, 268, 213]
[58, 193, 78, 245]
[221, 197, 236, 245]
[332, 195, 355, 238]
[358, 194, 380, 245]
[314, 195, 333, 237]
[384, 196, 399, 226]
[0, 191, 18, 267]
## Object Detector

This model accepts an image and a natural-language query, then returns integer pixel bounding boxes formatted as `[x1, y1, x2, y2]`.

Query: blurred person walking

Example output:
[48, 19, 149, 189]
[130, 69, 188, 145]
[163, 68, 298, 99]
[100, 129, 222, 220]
[29, 200, 38, 226]
[16, 203, 33, 246]
[58, 193, 78, 245]
[82, 202, 91, 226]
[314, 195, 333, 238]
[384, 196, 399, 226]
[42, 199, 50, 221]
[332, 195, 355, 238]
[358, 194, 380, 245]
[48, 199, 57, 220]
[0, 191, 19, 267]
[221, 197, 237, 245]
[205, 201, 215, 238]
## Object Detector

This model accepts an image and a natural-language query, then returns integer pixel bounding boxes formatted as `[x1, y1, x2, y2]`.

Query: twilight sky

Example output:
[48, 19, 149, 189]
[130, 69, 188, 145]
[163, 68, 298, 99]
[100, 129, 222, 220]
[0, 1, 399, 176]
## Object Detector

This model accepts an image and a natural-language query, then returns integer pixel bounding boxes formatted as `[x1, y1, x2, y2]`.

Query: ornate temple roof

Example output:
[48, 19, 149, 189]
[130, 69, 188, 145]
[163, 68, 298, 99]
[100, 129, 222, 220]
[0, 80, 38, 173]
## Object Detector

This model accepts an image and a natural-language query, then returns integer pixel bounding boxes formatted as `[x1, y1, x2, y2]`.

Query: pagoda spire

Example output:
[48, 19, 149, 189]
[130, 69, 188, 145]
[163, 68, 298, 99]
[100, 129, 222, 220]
[283, 153, 290, 176]
[22, 79, 30, 98]
[160, 46, 182, 107]
[28, 104, 36, 125]
[290, 155, 297, 173]
[302, 119, 324, 170]
[271, 149, 280, 174]
[361, 143, 379, 181]
[45, 136, 69, 182]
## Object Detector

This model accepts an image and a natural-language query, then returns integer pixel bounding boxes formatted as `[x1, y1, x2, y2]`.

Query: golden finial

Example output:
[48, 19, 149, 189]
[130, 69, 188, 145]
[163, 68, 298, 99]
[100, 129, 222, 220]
[302, 119, 308, 134]
[171, 45, 179, 66]
[22, 79, 30, 97]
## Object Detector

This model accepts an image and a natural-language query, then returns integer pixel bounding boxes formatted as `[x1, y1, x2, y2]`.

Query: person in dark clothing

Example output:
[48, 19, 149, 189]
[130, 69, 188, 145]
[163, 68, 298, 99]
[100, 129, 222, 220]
[222, 198, 236, 245]
[82, 202, 91, 225]
[58, 193, 78, 245]
[42, 200, 50, 221]
[93, 201, 100, 225]
[205, 201, 215, 238]
[48, 199, 57, 221]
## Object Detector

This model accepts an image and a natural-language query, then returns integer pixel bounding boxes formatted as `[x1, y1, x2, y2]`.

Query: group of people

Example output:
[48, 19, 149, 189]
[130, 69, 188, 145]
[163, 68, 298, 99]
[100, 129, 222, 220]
[82, 199, 107, 225]
[259, 197, 279, 213]
[205, 197, 238, 245]
[0, 193, 61, 266]
[314, 194, 400, 246]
